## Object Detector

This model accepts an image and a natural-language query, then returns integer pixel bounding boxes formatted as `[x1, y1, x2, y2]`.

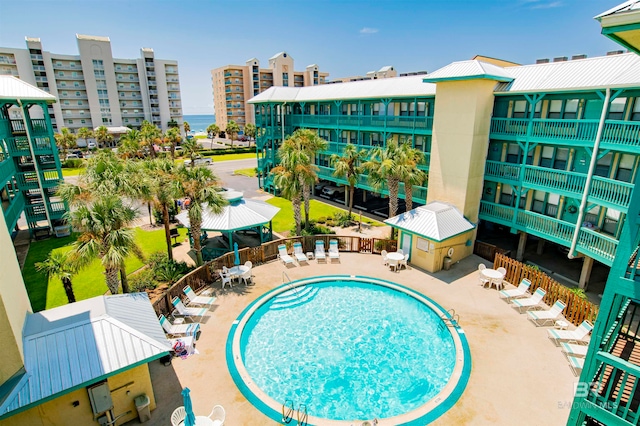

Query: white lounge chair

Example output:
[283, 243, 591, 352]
[527, 300, 566, 326]
[183, 285, 216, 307]
[512, 287, 547, 312]
[560, 342, 588, 357]
[548, 320, 593, 345]
[278, 244, 296, 266]
[208, 404, 226, 426]
[567, 355, 585, 376]
[499, 278, 531, 301]
[329, 239, 340, 262]
[315, 240, 327, 263]
[172, 296, 208, 322]
[159, 314, 201, 339]
[293, 242, 309, 264]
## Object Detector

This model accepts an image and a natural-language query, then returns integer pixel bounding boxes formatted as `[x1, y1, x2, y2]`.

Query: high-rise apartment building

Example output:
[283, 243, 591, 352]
[211, 52, 328, 132]
[0, 35, 183, 133]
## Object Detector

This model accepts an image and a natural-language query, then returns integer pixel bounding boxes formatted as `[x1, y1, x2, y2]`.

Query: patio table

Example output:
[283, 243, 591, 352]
[228, 265, 249, 281]
[386, 252, 404, 262]
[482, 268, 504, 289]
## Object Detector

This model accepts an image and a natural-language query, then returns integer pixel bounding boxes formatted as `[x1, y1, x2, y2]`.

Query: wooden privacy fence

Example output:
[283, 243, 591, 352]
[474, 240, 511, 262]
[493, 253, 599, 327]
[152, 235, 397, 316]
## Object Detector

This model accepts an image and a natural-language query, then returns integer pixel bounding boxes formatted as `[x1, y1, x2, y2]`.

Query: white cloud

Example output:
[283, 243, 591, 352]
[359, 27, 379, 35]
[520, 0, 563, 9]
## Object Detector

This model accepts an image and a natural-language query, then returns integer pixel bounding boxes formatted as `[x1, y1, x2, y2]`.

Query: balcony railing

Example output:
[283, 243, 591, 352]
[523, 166, 586, 197]
[484, 160, 521, 182]
[0, 157, 16, 184]
[287, 114, 433, 132]
[3, 194, 25, 230]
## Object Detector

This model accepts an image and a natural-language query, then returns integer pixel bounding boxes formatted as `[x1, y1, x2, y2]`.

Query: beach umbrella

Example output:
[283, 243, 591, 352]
[181, 387, 196, 426]
[234, 242, 240, 265]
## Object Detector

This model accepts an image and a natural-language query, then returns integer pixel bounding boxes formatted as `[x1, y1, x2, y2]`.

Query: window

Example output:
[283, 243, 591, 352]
[70, 62, 76, 68]
[62, 91, 68, 96]
[553, 148, 569, 170]
[632, 98, 640, 121]
[79, 110, 85, 115]
[595, 153, 613, 177]
[129, 75, 134, 80]
[340, 131, 348, 143]
[65, 110, 71, 115]
[124, 118, 129, 123]
[415, 135, 426, 152]
[563, 99, 579, 119]
[608, 98, 627, 120]
[546, 193, 559, 217]
[56, 62, 62, 67]
[130, 84, 135, 89]
[127, 65, 133, 71]
[80, 119, 86, 124]
[120, 92, 125, 97]
[499, 185, 513, 206]
[75, 91, 80, 96]
[72, 72, 78, 77]
[400, 102, 410, 116]
[533, 101, 541, 118]
[63, 101, 70, 105]
[77, 100, 83, 105]
[512, 100, 527, 118]
[616, 154, 636, 182]
[417, 102, 428, 117]
[506, 143, 520, 163]
[602, 208, 621, 236]
[548, 100, 562, 119]
[68, 120, 73, 124]
[532, 190, 545, 213]
[94, 70, 105, 78]
[60, 82, 66, 87]
[540, 146, 554, 168]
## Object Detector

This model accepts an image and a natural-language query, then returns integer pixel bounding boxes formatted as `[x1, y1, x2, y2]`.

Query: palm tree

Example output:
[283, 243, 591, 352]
[142, 159, 179, 260]
[183, 121, 191, 138]
[118, 129, 142, 158]
[177, 166, 226, 266]
[94, 125, 113, 148]
[272, 141, 310, 235]
[35, 251, 77, 303]
[54, 128, 77, 159]
[66, 195, 144, 295]
[397, 142, 427, 212]
[226, 120, 240, 146]
[77, 127, 93, 149]
[140, 121, 161, 158]
[206, 123, 220, 149]
[244, 123, 256, 146]
[331, 143, 367, 218]
[164, 127, 182, 160]
[182, 137, 201, 168]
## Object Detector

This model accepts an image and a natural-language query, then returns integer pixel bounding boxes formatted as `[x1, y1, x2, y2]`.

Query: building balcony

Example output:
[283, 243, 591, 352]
[0, 57, 17, 65]
[9, 119, 49, 136]
[165, 68, 178, 74]
[57, 84, 86, 90]
[148, 89, 158, 95]
[30, 54, 43, 61]
[168, 86, 180, 91]
[58, 75, 84, 81]
[34, 76, 48, 82]
[287, 114, 433, 133]
[483, 161, 634, 213]
[0, 156, 16, 186]
[3, 194, 25, 231]
[478, 201, 618, 265]
[147, 71, 155, 77]
[167, 77, 179, 83]
[32, 65, 46, 72]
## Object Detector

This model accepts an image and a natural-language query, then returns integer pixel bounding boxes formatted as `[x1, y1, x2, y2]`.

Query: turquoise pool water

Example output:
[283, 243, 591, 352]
[238, 279, 457, 421]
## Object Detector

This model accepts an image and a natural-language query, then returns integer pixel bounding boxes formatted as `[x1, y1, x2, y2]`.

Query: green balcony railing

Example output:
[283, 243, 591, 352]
[3, 194, 25, 231]
[577, 228, 618, 264]
[531, 119, 599, 142]
[50, 201, 66, 219]
[288, 114, 433, 133]
[478, 201, 515, 225]
[601, 120, 640, 150]
[24, 203, 47, 221]
[590, 176, 633, 212]
[16, 172, 39, 190]
[489, 117, 529, 137]
[0, 156, 15, 185]
[484, 160, 521, 182]
[516, 210, 574, 245]
[523, 166, 586, 197]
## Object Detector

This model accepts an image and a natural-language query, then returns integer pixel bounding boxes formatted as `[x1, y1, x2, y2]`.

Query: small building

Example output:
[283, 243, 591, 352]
[385, 202, 475, 272]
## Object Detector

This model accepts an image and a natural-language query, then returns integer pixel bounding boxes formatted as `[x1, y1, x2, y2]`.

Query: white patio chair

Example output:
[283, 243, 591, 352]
[220, 270, 233, 289]
[240, 262, 253, 286]
[478, 264, 490, 286]
[548, 320, 593, 345]
[512, 288, 547, 313]
[208, 404, 226, 426]
[381, 250, 388, 266]
[329, 239, 340, 262]
[293, 242, 309, 264]
[527, 299, 566, 326]
[171, 406, 186, 426]
[278, 244, 296, 266]
[499, 278, 531, 301]
[315, 240, 327, 263]
[398, 253, 409, 270]
[397, 249, 404, 255]
[388, 257, 399, 272]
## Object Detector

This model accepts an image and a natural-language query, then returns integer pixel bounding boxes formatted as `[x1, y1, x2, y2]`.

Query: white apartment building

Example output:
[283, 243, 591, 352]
[211, 52, 329, 131]
[0, 35, 183, 133]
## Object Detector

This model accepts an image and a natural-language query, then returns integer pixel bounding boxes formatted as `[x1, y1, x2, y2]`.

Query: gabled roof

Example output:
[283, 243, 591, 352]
[422, 60, 514, 83]
[269, 51, 288, 60]
[0, 76, 56, 102]
[0, 293, 169, 419]
[385, 202, 475, 242]
[248, 75, 436, 103]
[595, 0, 640, 19]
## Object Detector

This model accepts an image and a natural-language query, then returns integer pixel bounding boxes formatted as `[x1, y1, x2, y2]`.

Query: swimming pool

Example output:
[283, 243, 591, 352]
[227, 275, 471, 425]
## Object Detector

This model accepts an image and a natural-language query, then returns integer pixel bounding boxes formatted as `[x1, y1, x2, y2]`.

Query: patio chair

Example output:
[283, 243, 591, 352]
[478, 264, 490, 287]
[381, 250, 389, 266]
[220, 270, 233, 289]
[278, 244, 296, 266]
[158, 314, 201, 339]
[398, 253, 409, 270]
[567, 355, 585, 376]
[240, 261, 253, 286]
[388, 257, 399, 272]
[527, 300, 566, 326]
[499, 278, 531, 301]
[397, 249, 404, 255]
[511, 288, 547, 313]
[208, 404, 226, 426]
[183, 285, 216, 307]
[293, 242, 309, 264]
[329, 239, 340, 262]
[172, 296, 208, 323]
[560, 342, 588, 357]
[315, 240, 327, 263]
[548, 320, 593, 345]
[171, 406, 186, 426]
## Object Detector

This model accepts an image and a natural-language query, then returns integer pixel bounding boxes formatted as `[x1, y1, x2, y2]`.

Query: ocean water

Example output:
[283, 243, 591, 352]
[183, 115, 216, 133]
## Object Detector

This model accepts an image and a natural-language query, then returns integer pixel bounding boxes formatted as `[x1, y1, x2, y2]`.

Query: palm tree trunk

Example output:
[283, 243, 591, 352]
[192, 220, 203, 266]
[171, 146, 176, 161]
[348, 184, 355, 217]
[163, 204, 173, 260]
[120, 265, 130, 293]
[148, 203, 153, 225]
[388, 177, 400, 240]
[105, 266, 120, 294]
[62, 277, 76, 303]
[303, 183, 311, 230]
[405, 182, 414, 212]
[292, 194, 302, 236]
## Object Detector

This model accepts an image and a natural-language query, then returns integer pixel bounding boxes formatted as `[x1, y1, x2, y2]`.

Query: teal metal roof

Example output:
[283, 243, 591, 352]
[422, 60, 514, 83]
[385, 201, 475, 242]
[0, 76, 56, 102]
[0, 293, 169, 419]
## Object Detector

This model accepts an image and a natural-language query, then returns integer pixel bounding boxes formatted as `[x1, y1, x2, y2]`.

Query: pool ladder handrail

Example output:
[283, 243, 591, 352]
[282, 271, 300, 297]
[297, 403, 308, 426]
[440, 308, 461, 328]
[282, 399, 294, 424]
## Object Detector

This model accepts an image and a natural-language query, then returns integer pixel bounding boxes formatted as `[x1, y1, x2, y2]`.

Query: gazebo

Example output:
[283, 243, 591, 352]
[175, 191, 280, 261]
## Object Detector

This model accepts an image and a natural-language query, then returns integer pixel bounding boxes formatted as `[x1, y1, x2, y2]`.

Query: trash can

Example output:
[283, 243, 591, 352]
[134, 394, 151, 423]
[443, 256, 452, 271]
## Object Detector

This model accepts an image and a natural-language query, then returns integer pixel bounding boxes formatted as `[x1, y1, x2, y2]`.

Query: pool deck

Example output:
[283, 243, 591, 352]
[130, 253, 577, 425]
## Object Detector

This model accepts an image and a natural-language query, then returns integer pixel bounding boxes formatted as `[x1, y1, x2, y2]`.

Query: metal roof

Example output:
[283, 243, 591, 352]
[422, 60, 514, 83]
[176, 194, 280, 231]
[0, 76, 56, 102]
[249, 75, 436, 104]
[0, 293, 169, 418]
[595, 1, 640, 19]
[384, 201, 475, 242]
[494, 53, 640, 93]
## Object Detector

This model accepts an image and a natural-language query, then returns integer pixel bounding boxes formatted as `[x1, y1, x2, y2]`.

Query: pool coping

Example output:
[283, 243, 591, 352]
[225, 274, 472, 426]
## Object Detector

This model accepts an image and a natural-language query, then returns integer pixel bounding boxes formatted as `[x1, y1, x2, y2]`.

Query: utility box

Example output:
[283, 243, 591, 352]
[134, 394, 151, 423]
[443, 256, 452, 271]
[88, 382, 113, 416]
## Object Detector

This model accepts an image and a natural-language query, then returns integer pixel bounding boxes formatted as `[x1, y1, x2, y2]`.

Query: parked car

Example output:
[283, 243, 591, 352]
[315, 180, 331, 192]
[65, 153, 80, 160]
[87, 141, 97, 150]
[71, 150, 84, 158]
[322, 185, 346, 197]
[237, 135, 249, 142]
[183, 156, 213, 166]
[174, 146, 183, 152]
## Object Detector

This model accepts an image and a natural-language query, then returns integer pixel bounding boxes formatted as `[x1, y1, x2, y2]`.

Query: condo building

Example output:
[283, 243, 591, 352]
[211, 52, 328, 132]
[0, 35, 183, 134]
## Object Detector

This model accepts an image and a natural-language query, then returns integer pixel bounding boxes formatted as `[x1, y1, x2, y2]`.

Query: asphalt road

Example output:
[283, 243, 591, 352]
[210, 157, 260, 198]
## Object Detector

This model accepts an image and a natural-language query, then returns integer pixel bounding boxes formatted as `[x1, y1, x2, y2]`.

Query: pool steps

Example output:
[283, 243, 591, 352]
[270, 285, 319, 310]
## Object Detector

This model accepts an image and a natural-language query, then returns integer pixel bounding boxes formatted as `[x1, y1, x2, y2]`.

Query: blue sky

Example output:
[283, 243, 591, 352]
[0, 0, 625, 115]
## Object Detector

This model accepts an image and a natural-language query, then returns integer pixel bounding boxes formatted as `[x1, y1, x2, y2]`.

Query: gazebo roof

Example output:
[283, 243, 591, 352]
[384, 201, 475, 242]
[175, 192, 280, 232]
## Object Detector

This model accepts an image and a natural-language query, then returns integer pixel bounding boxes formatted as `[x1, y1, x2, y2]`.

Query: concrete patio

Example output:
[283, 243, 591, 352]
[127, 253, 578, 426]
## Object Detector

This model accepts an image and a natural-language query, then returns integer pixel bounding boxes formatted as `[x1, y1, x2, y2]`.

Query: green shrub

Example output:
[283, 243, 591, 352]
[63, 159, 84, 168]
[129, 269, 158, 292]
[148, 252, 191, 284]
[316, 216, 327, 224]
[152, 203, 178, 224]
[290, 221, 335, 236]
[325, 219, 336, 227]
[569, 287, 588, 300]
[333, 211, 353, 227]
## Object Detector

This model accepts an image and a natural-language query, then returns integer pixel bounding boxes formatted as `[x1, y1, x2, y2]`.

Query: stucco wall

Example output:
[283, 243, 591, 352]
[403, 229, 475, 273]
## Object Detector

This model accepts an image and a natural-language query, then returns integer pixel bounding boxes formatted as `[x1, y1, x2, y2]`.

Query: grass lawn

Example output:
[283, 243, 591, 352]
[174, 152, 256, 165]
[61, 167, 86, 177]
[266, 197, 383, 233]
[234, 167, 256, 177]
[22, 227, 188, 311]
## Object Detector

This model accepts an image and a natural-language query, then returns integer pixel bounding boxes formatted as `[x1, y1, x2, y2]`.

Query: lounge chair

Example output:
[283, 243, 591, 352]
[548, 320, 593, 345]
[499, 278, 531, 301]
[527, 300, 566, 326]
[158, 314, 201, 339]
[567, 355, 585, 376]
[183, 285, 216, 307]
[293, 242, 309, 264]
[315, 240, 327, 263]
[278, 244, 296, 266]
[172, 296, 208, 322]
[560, 342, 588, 357]
[208, 405, 226, 426]
[512, 288, 547, 313]
[329, 239, 340, 262]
